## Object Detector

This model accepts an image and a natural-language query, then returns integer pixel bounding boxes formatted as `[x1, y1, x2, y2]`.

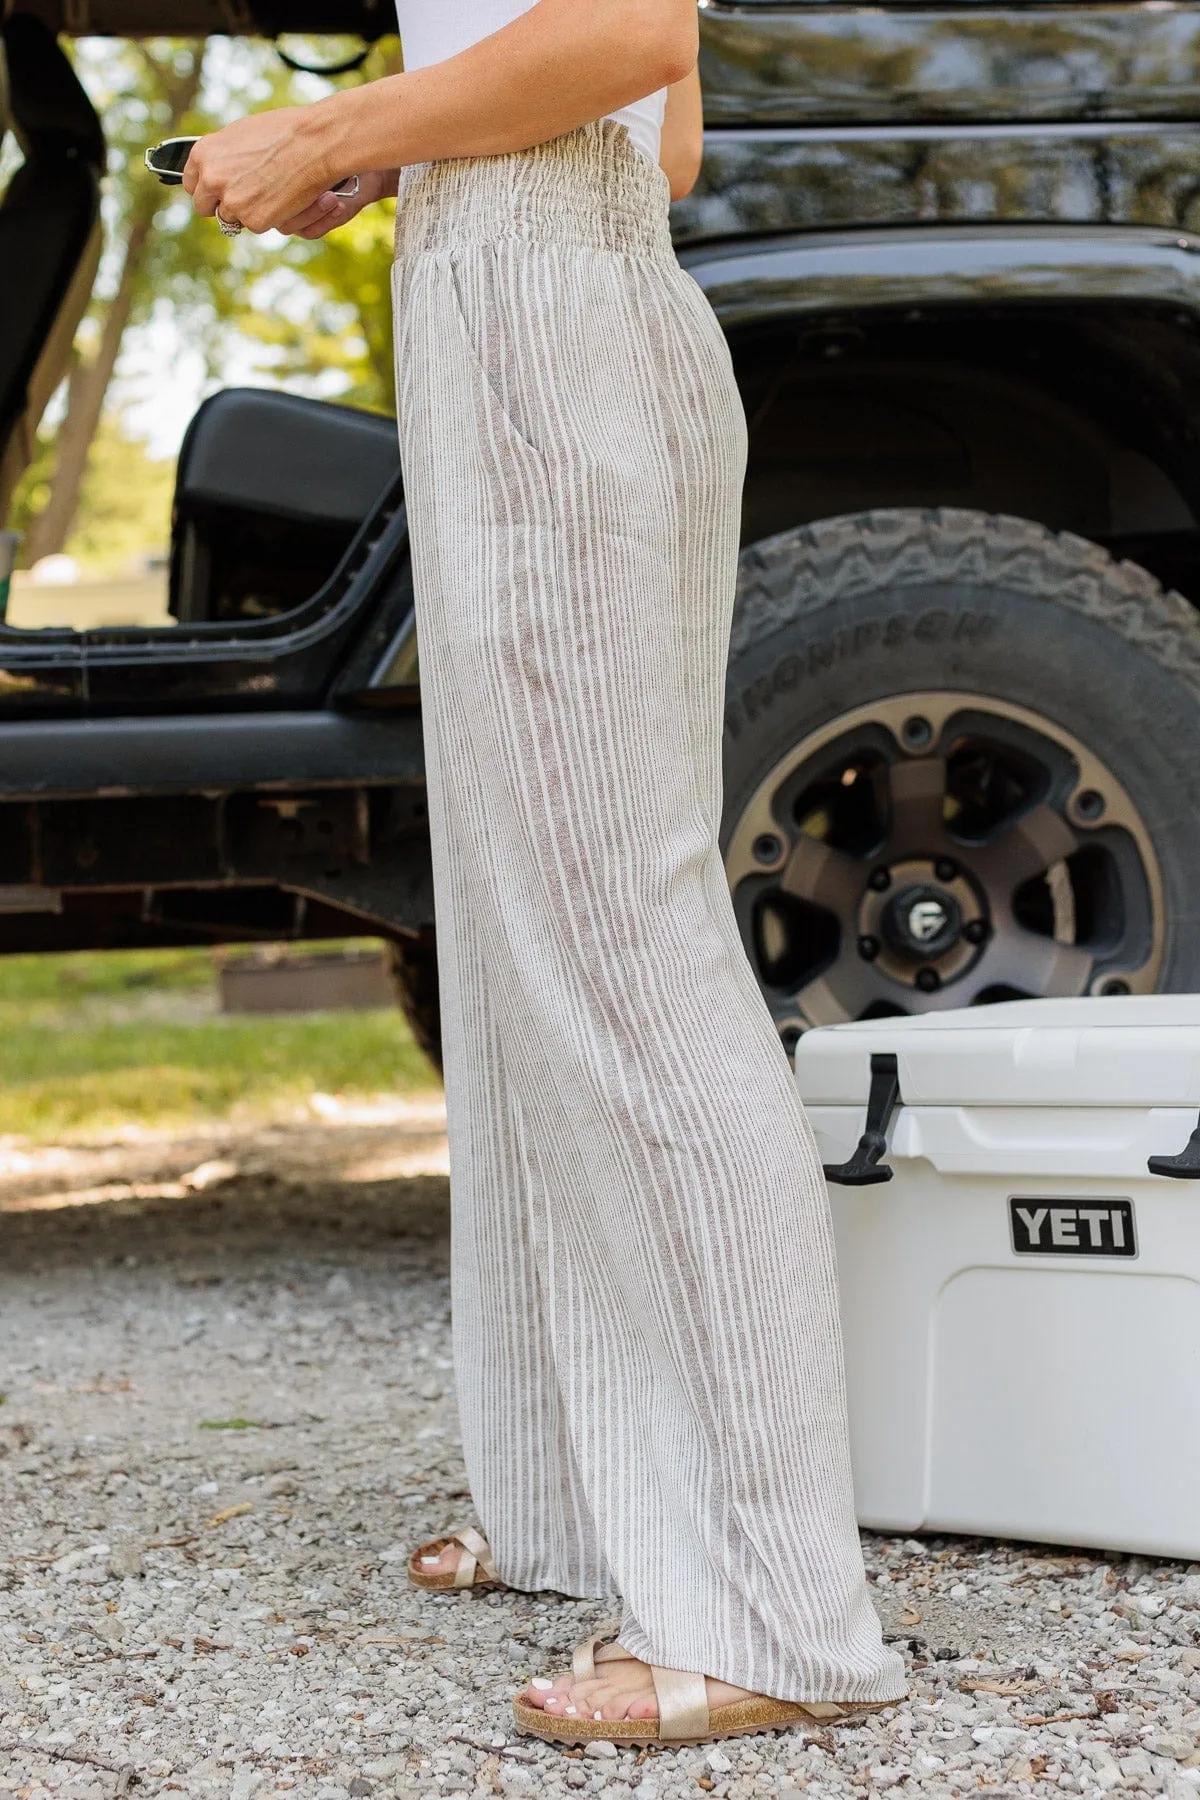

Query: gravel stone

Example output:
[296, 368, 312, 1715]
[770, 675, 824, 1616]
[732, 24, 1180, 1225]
[2, 1117, 1200, 1800]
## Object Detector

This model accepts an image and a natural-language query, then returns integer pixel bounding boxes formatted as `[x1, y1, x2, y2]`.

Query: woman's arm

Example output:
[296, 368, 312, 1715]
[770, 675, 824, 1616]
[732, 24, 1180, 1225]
[660, 67, 703, 202]
[184, 0, 697, 235]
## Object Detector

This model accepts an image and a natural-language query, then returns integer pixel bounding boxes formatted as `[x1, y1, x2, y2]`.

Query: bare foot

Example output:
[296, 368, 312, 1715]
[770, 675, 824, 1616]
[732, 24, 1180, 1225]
[414, 1540, 466, 1580]
[519, 1653, 757, 1723]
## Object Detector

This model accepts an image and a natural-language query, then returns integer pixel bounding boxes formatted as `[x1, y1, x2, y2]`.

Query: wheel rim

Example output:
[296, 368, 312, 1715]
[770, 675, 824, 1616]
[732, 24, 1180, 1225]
[725, 691, 1165, 1049]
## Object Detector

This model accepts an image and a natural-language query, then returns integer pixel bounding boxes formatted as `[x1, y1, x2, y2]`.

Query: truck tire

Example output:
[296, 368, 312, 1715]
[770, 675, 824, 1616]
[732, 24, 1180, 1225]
[388, 929, 443, 1073]
[723, 508, 1200, 1047]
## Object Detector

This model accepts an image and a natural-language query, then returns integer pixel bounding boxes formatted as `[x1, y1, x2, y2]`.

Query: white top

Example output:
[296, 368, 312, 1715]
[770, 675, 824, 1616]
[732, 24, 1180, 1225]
[393, 0, 666, 165]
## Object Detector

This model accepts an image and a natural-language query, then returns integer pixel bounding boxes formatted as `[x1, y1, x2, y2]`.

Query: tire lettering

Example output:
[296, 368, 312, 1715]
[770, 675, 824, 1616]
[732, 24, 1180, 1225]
[742, 676, 775, 722]
[730, 611, 991, 726]
[914, 609, 950, 643]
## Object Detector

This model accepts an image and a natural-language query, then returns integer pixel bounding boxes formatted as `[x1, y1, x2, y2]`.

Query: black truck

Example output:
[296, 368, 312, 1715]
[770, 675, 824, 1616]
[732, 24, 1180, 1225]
[5, 0, 1200, 1066]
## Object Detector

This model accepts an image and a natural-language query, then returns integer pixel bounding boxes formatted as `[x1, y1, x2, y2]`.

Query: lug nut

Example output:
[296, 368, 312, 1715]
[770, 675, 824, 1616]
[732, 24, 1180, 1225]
[857, 934, 881, 961]
[868, 866, 892, 892]
[902, 715, 934, 751]
[753, 832, 783, 865]
[915, 966, 941, 992]
[963, 918, 989, 945]
[1101, 977, 1131, 996]
[934, 858, 958, 883]
[1075, 789, 1105, 822]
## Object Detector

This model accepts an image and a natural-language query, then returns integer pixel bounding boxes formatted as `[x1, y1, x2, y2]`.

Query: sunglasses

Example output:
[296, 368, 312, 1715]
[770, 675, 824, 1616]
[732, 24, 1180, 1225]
[144, 137, 360, 199]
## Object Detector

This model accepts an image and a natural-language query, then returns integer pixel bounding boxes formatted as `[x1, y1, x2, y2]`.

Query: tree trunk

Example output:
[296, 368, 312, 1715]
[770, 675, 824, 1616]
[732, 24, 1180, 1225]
[24, 55, 203, 565]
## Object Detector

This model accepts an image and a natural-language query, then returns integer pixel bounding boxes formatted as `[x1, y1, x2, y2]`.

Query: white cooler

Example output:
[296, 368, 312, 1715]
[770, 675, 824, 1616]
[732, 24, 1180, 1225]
[794, 995, 1200, 1559]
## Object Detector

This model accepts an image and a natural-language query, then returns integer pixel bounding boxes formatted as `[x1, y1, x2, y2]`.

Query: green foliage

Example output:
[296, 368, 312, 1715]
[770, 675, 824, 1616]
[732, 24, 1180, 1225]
[0, 946, 439, 1139]
[242, 198, 397, 413]
[0, 947, 210, 1005]
[16, 34, 403, 560]
[63, 420, 174, 570]
[6, 434, 58, 552]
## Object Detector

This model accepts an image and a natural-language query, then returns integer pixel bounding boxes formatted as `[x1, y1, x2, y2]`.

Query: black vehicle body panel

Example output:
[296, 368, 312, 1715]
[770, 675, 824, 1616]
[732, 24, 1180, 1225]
[0, 710, 425, 798]
[7, 0, 1200, 962]
[699, 4, 1200, 127]
[679, 222, 1200, 322]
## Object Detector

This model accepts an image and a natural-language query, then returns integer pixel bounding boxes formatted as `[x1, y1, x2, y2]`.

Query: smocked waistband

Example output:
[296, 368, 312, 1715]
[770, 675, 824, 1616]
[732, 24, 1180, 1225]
[393, 119, 674, 262]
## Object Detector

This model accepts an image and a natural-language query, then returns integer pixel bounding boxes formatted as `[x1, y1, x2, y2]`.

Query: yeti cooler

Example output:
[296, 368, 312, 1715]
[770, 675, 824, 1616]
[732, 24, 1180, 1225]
[794, 995, 1200, 1559]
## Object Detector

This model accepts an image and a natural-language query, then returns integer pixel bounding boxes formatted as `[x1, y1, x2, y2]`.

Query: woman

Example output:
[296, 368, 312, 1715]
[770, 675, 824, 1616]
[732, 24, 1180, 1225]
[183, 0, 906, 1749]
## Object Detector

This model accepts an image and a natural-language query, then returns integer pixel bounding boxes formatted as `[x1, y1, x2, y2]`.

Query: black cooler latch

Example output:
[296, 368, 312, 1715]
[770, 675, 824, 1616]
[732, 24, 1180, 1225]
[1148, 1106, 1200, 1178]
[822, 1052, 902, 1187]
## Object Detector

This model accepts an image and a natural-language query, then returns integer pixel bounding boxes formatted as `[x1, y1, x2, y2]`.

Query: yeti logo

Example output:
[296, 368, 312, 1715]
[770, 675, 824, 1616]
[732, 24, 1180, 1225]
[1009, 1197, 1137, 1257]
[908, 899, 948, 943]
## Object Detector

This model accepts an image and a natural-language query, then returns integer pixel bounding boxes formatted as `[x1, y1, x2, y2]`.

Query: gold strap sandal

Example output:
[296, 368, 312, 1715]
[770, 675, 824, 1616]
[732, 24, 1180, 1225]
[514, 1631, 899, 1748]
[407, 1525, 503, 1592]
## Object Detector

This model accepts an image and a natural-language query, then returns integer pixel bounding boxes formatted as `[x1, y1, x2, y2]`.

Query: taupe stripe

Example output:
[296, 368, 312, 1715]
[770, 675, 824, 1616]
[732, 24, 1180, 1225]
[392, 119, 906, 1704]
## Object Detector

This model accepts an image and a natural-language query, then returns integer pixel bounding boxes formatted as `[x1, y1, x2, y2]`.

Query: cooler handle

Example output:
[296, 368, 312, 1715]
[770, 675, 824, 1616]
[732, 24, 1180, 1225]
[822, 1053, 901, 1187]
[1148, 1110, 1200, 1178]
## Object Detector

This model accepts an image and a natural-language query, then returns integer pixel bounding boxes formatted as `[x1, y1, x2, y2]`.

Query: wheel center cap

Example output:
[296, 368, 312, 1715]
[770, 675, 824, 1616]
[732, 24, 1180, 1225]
[883, 883, 962, 959]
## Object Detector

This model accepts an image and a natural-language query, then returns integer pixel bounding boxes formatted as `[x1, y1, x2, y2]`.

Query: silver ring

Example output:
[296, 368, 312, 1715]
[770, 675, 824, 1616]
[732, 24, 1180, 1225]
[215, 206, 244, 238]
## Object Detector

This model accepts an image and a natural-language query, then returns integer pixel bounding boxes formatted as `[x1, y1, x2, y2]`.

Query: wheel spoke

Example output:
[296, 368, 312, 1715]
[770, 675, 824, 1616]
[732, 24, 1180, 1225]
[974, 920, 1093, 998]
[777, 833, 864, 919]
[795, 960, 887, 1027]
[969, 802, 1079, 890]
[884, 756, 952, 856]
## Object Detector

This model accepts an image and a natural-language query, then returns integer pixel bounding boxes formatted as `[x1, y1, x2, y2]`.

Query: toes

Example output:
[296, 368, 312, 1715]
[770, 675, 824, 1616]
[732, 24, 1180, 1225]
[520, 1666, 662, 1726]
[520, 1677, 556, 1710]
[537, 1676, 576, 1715]
[581, 1680, 652, 1722]
[416, 1542, 458, 1575]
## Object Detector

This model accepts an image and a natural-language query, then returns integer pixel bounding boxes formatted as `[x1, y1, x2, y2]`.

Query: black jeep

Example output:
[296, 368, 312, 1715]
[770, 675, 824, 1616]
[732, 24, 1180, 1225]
[5, 0, 1200, 1065]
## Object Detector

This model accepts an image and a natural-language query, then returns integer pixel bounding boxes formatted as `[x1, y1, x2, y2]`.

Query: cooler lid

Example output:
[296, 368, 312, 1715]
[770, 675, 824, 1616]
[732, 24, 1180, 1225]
[794, 994, 1200, 1109]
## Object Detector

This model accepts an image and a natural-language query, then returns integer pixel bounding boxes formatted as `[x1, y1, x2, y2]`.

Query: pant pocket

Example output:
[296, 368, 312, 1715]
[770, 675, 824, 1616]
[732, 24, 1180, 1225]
[444, 248, 549, 468]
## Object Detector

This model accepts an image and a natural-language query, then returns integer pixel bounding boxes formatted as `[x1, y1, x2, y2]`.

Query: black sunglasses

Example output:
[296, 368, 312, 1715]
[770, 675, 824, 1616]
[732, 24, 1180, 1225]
[144, 137, 359, 198]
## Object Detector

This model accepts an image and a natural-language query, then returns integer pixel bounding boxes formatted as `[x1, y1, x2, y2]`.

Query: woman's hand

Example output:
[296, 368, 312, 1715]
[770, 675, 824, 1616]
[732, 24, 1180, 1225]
[182, 0, 698, 236]
[183, 108, 391, 236]
[275, 169, 400, 240]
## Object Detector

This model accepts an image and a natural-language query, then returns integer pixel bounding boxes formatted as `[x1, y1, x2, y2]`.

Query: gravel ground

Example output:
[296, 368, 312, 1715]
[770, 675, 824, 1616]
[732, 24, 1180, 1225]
[2, 1113, 1199, 1800]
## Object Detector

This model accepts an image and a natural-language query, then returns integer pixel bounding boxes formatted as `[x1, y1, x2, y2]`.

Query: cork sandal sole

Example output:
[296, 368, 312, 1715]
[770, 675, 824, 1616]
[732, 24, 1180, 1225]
[514, 1694, 896, 1749]
[514, 1632, 900, 1748]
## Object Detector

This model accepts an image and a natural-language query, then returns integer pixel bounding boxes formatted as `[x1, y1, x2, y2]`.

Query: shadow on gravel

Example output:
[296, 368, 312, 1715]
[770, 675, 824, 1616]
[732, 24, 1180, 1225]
[0, 1169, 452, 1272]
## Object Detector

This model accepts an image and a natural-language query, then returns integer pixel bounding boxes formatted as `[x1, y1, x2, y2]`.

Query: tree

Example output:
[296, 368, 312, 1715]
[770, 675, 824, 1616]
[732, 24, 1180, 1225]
[23, 42, 205, 562]
[19, 34, 403, 566]
[231, 38, 403, 415]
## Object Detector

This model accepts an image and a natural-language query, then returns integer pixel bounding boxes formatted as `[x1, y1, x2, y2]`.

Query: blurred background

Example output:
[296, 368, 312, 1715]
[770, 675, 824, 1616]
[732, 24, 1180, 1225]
[0, 34, 447, 1165]
[4, 32, 401, 628]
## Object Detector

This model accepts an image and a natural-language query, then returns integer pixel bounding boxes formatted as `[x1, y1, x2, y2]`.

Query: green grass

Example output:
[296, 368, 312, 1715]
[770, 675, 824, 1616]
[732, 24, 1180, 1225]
[0, 947, 440, 1140]
[0, 946, 212, 1007]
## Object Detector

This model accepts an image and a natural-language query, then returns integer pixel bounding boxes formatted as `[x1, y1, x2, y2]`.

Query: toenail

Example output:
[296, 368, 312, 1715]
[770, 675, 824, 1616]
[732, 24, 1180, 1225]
[419, 1555, 440, 1565]
[531, 1677, 553, 1691]
[565, 1706, 577, 1716]
[594, 1711, 603, 1720]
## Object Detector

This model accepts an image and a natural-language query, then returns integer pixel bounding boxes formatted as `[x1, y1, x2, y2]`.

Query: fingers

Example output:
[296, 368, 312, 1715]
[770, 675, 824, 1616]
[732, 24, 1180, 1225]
[182, 147, 220, 216]
[276, 192, 348, 239]
[188, 177, 348, 237]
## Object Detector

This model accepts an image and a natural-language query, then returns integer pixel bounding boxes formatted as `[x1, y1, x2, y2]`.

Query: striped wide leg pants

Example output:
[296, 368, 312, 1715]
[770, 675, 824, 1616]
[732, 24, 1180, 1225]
[391, 121, 906, 1704]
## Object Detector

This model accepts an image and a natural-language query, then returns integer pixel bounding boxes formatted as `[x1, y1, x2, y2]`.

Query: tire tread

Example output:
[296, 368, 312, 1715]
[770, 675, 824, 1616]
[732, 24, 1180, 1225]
[731, 508, 1200, 685]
